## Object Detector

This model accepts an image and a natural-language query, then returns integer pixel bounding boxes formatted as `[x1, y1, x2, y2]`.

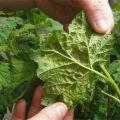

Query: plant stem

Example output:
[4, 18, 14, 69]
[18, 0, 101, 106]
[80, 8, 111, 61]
[101, 90, 120, 104]
[107, 85, 111, 120]
[100, 64, 120, 99]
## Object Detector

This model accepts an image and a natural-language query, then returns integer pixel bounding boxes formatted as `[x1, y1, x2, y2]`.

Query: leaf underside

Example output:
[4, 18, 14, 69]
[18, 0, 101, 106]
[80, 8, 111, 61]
[32, 12, 113, 107]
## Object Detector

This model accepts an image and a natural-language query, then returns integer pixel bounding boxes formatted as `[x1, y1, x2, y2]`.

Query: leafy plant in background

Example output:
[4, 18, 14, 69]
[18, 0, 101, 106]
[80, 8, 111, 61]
[0, 2, 120, 119]
[0, 9, 63, 119]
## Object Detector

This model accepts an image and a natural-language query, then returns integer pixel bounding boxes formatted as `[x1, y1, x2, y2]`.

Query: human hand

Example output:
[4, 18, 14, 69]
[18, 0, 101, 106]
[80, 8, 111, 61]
[34, 0, 114, 34]
[12, 86, 74, 120]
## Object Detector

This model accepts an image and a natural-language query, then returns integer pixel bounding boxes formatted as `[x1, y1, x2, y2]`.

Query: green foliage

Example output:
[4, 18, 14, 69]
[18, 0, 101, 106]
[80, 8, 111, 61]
[11, 58, 37, 98]
[0, 62, 11, 89]
[92, 2, 120, 119]
[0, 57, 38, 118]
[31, 13, 113, 107]
[108, 61, 120, 82]
[0, 11, 38, 118]
[0, 17, 23, 51]
[0, 3, 120, 119]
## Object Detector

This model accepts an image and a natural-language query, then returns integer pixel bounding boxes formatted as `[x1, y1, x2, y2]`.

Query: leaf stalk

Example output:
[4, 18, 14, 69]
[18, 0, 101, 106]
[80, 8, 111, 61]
[100, 64, 120, 99]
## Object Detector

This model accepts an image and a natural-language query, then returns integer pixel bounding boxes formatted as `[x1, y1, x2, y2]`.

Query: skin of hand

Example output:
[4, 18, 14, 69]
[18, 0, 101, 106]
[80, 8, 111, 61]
[0, 0, 114, 34]
[34, 0, 114, 34]
[12, 86, 74, 120]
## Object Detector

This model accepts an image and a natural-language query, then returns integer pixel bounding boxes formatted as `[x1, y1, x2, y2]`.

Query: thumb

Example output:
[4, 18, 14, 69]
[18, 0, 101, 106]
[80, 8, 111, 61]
[29, 102, 68, 120]
[82, 0, 114, 34]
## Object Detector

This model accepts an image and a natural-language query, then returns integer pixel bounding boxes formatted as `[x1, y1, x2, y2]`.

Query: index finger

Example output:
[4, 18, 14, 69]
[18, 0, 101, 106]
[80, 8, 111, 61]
[12, 99, 26, 120]
[27, 86, 43, 118]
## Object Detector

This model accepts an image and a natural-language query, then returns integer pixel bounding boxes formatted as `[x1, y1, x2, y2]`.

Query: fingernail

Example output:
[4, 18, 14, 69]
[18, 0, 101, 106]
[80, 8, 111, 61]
[56, 103, 68, 117]
[96, 20, 109, 33]
[17, 99, 26, 104]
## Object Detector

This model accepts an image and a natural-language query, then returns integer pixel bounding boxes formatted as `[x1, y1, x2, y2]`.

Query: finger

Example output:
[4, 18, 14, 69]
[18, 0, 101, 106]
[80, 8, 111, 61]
[12, 99, 26, 120]
[27, 86, 43, 118]
[83, 0, 114, 34]
[29, 102, 68, 120]
[64, 109, 74, 120]
[35, 0, 79, 24]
